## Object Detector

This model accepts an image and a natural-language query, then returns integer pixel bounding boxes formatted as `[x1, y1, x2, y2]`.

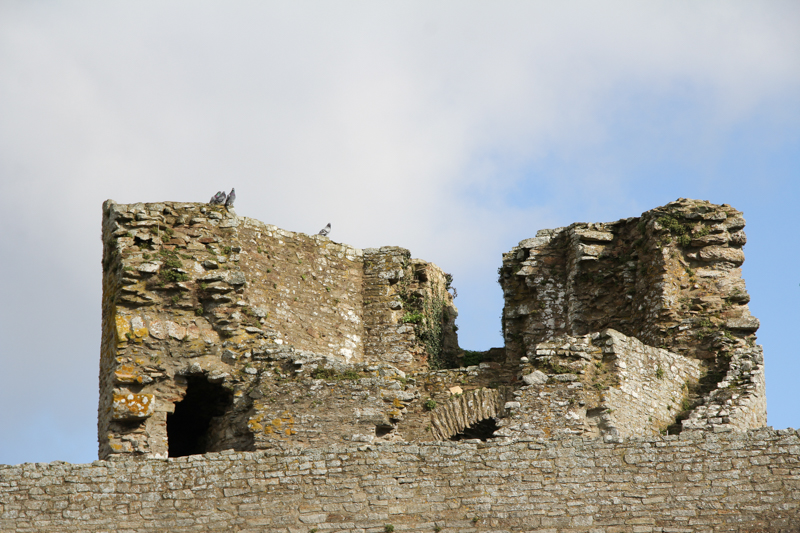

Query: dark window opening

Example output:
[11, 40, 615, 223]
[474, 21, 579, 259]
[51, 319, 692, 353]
[167, 376, 233, 457]
[449, 418, 499, 441]
[375, 425, 393, 438]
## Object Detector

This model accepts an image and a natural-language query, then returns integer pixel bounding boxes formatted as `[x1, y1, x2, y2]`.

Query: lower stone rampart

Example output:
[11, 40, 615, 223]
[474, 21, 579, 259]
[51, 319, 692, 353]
[2, 429, 799, 532]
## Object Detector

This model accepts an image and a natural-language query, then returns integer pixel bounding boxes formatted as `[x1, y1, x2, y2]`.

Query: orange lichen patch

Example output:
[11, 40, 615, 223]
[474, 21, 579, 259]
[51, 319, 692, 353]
[248, 410, 265, 430]
[115, 315, 131, 342]
[114, 364, 146, 384]
[255, 412, 296, 439]
[112, 392, 155, 420]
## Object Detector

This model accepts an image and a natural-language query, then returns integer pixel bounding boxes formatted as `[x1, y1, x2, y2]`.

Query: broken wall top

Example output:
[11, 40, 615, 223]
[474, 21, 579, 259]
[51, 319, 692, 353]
[99, 200, 458, 458]
[98, 197, 767, 461]
[500, 198, 766, 434]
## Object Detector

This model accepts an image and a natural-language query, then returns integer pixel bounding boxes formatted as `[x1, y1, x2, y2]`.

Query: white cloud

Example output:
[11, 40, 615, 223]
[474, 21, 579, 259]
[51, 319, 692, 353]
[1, 1, 798, 462]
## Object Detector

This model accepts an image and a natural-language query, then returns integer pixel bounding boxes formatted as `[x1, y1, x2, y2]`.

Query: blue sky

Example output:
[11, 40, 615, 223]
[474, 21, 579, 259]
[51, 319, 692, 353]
[1, 1, 798, 465]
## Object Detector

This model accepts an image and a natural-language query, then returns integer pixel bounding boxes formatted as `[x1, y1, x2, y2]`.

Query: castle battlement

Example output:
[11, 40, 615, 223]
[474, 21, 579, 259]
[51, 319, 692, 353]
[0, 198, 794, 532]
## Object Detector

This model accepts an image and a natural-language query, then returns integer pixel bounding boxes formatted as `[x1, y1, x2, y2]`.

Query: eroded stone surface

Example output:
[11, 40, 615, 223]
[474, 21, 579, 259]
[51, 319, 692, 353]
[100, 200, 460, 458]
[99, 198, 766, 461]
[500, 198, 766, 435]
[0, 196, 784, 531]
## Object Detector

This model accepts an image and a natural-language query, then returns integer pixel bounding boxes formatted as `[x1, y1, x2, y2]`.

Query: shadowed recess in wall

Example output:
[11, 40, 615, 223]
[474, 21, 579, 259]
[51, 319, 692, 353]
[167, 376, 233, 457]
[449, 417, 499, 441]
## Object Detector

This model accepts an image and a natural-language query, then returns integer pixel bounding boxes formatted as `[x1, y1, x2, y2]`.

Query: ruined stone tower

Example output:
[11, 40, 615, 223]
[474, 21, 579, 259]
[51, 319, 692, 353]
[99, 198, 765, 460]
[3, 197, 794, 533]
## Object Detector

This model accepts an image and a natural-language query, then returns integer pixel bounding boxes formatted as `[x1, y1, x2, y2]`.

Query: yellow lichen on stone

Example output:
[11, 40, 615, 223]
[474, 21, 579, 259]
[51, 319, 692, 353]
[115, 315, 131, 343]
[112, 392, 155, 420]
[229, 332, 250, 345]
[263, 412, 296, 439]
[248, 412, 266, 433]
[114, 364, 144, 384]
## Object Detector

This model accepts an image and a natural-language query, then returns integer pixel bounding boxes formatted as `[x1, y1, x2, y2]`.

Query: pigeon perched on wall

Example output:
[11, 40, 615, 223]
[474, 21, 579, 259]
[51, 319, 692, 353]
[209, 191, 226, 205]
[318, 223, 331, 236]
[224, 188, 235, 208]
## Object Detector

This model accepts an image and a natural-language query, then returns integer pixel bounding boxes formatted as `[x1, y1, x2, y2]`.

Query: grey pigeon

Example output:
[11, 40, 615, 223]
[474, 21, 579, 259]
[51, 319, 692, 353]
[209, 191, 226, 205]
[318, 223, 331, 236]
[224, 188, 236, 208]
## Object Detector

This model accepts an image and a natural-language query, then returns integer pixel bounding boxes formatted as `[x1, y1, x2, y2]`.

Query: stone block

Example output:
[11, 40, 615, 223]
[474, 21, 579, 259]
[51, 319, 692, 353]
[112, 393, 155, 420]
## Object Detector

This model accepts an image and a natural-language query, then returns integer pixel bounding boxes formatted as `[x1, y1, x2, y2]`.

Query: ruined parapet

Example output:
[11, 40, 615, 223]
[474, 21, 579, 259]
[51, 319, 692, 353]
[498, 329, 701, 440]
[680, 343, 766, 432]
[100, 198, 767, 460]
[362, 247, 459, 371]
[99, 201, 459, 458]
[500, 198, 766, 433]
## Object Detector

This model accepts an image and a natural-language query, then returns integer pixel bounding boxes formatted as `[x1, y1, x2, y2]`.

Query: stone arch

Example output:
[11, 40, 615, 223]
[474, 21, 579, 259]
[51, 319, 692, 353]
[429, 388, 504, 441]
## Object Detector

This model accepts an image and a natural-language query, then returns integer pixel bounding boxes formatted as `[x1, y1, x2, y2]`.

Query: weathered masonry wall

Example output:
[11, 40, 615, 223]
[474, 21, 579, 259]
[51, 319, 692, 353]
[2, 429, 799, 533]
[100, 201, 460, 459]
[501, 199, 757, 361]
[500, 198, 766, 435]
[503, 329, 703, 441]
[1, 197, 791, 532]
[98, 198, 770, 461]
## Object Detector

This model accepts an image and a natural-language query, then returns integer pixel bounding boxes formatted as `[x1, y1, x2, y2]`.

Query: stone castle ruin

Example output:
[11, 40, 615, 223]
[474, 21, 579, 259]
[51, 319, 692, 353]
[1, 198, 797, 532]
[98, 198, 765, 458]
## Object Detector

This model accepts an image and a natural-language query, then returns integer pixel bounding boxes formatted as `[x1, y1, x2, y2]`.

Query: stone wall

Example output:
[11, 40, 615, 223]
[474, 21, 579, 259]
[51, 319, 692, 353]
[362, 247, 459, 371]
[99, 201, 459, 459]
[0, 197, 790, 531]
[499, 198, 766, 435]
[499, 329, 703, 441]
[98, 198, 769, 460]
[2, 429, 799, 533]
[500, 199, 757, 362]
